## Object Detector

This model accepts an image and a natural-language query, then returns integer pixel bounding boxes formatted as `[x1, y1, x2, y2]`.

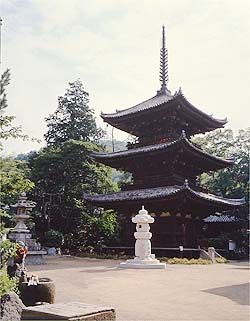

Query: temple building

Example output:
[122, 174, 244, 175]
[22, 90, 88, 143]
[84, 26, 245, 249]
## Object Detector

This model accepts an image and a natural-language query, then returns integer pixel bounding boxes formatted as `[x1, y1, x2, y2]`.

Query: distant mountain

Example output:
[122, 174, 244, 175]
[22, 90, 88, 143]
[100, 139, 127, 152]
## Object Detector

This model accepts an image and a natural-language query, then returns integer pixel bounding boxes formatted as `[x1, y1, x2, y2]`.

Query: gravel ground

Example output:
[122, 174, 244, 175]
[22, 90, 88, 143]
[28, 256, 249, 321]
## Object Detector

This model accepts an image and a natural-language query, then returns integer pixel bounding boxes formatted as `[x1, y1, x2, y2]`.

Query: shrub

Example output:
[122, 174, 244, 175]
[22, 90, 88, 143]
[162, 257, 212, 265]
[44, 229, 64, 248]
[215, 256, 228, 263]
[0, 269, 19, 297]
[0, 240, 19, 268]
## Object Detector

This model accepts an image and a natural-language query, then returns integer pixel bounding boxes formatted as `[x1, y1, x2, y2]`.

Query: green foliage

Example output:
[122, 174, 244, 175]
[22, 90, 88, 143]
[29, 80, 119, 250]
[0, 157, 34, 205]
[0, 211, 12, 236]
[29, 140, 118, 249]
[44, 79, 104, 146]
[193, 128, 249, 255]
[44, 229, 64, 248]
[193, 128, 249, 200]
[0, 269, 19, 297]
[63, 209, 118, 250]
[29, 140, 117, 199]
[0, 210, 20, 298]
[163, 257, 212, 265]
[215, 257, 228, 263]
[78, 252, 133, 260]
[0, 240, 19, 268]
[161, 257, 227, 264]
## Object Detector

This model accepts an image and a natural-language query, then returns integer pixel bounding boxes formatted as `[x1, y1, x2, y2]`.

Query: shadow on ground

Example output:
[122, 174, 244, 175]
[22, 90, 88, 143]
[203, 283, 249, 306]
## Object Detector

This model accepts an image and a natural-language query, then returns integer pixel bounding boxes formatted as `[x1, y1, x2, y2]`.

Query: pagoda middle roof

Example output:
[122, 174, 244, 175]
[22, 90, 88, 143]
[84, 181, 245, 212]
[94, 131, 234, 171]
[101, 89, 227, 136]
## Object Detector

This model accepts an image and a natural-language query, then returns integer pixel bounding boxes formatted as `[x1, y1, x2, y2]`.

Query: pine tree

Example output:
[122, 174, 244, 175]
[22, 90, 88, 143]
[44, 80, 103, 146]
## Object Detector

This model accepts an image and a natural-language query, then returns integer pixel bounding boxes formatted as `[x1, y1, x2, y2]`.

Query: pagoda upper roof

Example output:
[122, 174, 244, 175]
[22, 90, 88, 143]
[101, 89, 227, 136]
[84, 180, 245, 214]
[93, 131, 233, 173]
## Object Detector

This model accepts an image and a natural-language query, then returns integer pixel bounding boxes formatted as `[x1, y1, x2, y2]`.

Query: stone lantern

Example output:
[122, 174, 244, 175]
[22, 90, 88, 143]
[8, 193, 36, 243]
[8, 193, 47, 264]
[120, 206, 166, 269]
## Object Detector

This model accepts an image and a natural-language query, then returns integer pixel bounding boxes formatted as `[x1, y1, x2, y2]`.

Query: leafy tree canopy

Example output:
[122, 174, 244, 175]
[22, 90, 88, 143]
[193, 128, 249, 200]
[28, 140, 118, 247]
[29, 140, 117, 199]
[44, 80, 104, 146]
[0, 157, 34, 205]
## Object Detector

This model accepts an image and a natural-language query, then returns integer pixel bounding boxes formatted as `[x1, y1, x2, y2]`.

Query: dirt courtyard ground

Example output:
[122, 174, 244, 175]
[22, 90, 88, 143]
[29, 256, 249, 321]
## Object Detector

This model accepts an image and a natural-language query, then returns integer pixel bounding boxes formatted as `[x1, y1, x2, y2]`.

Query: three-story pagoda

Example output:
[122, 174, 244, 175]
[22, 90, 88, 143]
[84, 26, 245, 248]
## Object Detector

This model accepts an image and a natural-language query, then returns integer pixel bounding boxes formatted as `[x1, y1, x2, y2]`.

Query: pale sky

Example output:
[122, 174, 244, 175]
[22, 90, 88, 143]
[1, 0, 250, 155]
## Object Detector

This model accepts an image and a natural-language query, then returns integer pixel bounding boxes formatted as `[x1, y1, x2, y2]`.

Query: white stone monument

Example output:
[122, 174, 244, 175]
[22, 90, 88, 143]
[120, 206, 166, 269]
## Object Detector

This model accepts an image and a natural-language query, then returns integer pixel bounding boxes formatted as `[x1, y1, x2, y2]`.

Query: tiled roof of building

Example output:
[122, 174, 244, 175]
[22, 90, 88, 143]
[204, 214, 239, 223]
[101, 91, 173, 119]
[84, 181, 245, 208]
[101, 90, 227, 126]
[92, 131, 234, 168]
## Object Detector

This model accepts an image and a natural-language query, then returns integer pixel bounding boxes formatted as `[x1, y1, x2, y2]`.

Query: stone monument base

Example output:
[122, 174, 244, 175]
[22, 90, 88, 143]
[22, 302, 115, 320]
[25, 251, 47, 265]
[120, 257, 166, 269]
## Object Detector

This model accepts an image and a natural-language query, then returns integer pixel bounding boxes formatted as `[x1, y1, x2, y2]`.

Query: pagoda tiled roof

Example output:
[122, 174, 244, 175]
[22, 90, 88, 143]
[83, 181, 245, 209]
[92, 131, 234, 170]
[101, 89, 227, 126]
[204, 214, 239, 223]
[102, 91, 173, 119]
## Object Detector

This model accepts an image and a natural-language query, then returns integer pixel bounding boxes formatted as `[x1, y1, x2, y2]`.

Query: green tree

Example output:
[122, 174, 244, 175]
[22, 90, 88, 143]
[0, 157, 34, 205]
[0, 210, 19, 297]
[0, 157, 35, 237]
[28, 140, 118, 248]
[193, 128, 249, 255]
[44, 80, 103, 146]
[193, 128, 249, 200]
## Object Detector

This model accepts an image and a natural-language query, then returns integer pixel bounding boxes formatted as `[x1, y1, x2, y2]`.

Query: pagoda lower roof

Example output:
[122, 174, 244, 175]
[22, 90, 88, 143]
[93, 131, 233, 172]
[101, 89, 227, 136]
[84, 181, 245, 212]
[204, 214, 239, 223]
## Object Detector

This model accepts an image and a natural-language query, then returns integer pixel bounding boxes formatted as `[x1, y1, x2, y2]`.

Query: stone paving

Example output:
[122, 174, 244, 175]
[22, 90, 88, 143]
[29, 256, 249, 321]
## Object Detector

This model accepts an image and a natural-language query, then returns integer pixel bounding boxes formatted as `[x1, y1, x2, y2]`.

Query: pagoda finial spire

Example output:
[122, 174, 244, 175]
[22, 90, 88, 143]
[157, 25, 171, 95]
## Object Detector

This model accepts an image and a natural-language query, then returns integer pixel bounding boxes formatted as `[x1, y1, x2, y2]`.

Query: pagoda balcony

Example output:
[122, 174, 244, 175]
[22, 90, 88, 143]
[120, 176, 199, 191]
[127, 136, 180, 150]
